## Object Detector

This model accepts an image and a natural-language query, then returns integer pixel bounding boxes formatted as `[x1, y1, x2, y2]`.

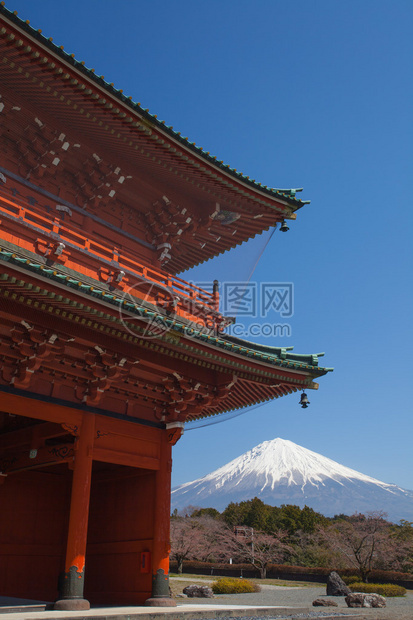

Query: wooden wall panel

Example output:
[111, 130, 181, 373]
[0, 469, 71, 601]
[85, 467, 155, 604]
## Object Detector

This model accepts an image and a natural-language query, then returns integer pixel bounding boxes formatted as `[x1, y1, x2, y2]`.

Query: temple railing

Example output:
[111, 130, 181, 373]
[0, 186, 228, 331]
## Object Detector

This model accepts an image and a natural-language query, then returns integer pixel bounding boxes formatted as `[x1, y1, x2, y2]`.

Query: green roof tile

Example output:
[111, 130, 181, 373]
[0, 245, 332, 374]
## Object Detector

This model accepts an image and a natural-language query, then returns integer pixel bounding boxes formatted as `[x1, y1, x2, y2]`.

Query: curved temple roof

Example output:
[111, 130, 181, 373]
[0, 4, 317, 275]
[0, 3, 309, 208]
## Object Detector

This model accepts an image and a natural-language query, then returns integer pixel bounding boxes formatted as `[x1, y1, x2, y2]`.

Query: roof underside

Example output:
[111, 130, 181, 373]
[0, 244, 331, 378]
[0, 253, 331, 421]
[0, 4, 307, 205]
[0, 5, 311, 273]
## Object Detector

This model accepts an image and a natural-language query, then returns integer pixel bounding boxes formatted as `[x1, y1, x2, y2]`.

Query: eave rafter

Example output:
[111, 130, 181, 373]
[0, 259, 324, 380]
[0, 9, 309, 273]
[0, 11, 303, 208]
[0, 42, 279, 212]
[0, 256, 325, 423]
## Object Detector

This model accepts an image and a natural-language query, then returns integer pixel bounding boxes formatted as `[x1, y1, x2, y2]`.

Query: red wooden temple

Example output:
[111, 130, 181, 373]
[0, 4, 331, 610]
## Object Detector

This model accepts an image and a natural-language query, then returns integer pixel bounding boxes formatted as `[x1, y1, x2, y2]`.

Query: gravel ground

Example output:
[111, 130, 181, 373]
[172, 579, 413, 620]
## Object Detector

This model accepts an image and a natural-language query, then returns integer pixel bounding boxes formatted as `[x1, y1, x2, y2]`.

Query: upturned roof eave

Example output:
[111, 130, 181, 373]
[0, 245, 331, 376]
[0, 4, 308, 213]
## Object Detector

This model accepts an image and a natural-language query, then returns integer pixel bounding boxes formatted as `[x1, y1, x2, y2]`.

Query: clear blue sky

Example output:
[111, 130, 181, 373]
[6, 1, 413, 492]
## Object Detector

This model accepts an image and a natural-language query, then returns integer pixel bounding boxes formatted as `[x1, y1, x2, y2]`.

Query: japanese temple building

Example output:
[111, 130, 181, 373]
[0, 4, 332, 610]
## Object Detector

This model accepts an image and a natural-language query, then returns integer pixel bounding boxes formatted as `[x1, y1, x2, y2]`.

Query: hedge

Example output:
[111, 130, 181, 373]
[169, 561, 413, 588]
[342, 575, 362, 585]
[350, 583, 406, 597]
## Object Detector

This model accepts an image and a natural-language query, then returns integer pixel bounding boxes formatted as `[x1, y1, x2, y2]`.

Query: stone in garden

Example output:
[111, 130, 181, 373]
[326, 571, 351, 596]
[313, 598, 339, 606]
[345, 592, 386, 608]
[182, 584, 214, 598]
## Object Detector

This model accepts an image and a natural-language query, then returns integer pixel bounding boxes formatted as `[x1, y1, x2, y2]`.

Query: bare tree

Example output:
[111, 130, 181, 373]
[235, 529, 290, 579]
[289, 529, 342, 568]
[318, 512, 392, 582]
[170, 517, 203, 573]
[386, 520, 413, 574]
[195, 516, 239, 563]
[170, 516, 237, 572]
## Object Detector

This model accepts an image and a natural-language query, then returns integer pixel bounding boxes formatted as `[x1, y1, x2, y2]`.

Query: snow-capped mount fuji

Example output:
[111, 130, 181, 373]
[171, 438, 413, 522]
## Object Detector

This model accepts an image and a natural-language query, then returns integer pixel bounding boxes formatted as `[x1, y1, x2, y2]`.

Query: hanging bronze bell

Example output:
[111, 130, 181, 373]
[299, 392, 310, 408]
[280, 220, 289, 232]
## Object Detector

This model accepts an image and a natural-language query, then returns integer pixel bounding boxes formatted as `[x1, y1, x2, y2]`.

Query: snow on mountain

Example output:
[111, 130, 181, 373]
[171, 438, 413, 522]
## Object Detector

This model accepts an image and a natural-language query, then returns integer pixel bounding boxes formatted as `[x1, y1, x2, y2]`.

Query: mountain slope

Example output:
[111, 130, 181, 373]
[171, 438, 413, 522]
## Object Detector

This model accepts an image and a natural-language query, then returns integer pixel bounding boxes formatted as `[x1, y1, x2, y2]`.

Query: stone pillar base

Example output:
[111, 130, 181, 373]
[144, 597, 176, 607]
[145, 568, 176, 606]
[54, 598, 90, 611]
[56, 566, 89, 610]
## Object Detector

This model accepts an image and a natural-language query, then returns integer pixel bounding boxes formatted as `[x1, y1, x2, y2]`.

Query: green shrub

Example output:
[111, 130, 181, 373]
[342, 575, 361, 585]
[212, 578, 261, 594]
[350, 583, 406, 597]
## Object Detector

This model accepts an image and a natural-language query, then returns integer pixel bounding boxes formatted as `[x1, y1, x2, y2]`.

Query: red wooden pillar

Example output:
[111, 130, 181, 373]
[145, 428, 176, 606]
[54, 413, 95, 610]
